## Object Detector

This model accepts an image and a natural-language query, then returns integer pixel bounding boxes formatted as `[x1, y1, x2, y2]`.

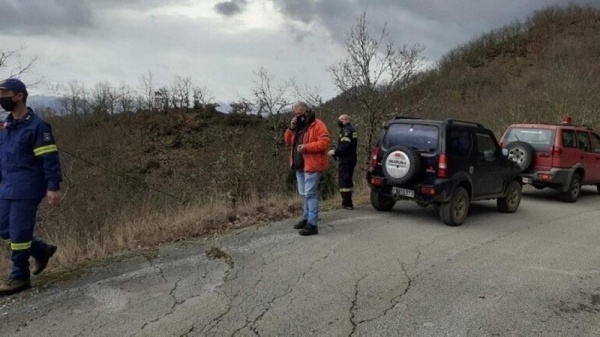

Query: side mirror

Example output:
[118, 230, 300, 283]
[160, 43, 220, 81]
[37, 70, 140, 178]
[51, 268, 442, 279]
[501, 148, 509, 157]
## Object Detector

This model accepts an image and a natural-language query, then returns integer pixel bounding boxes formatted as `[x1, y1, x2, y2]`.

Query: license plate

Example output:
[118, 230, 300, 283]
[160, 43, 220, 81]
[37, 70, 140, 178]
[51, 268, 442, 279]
[522, 177, 532, 184]
[393, 187, 415, 198]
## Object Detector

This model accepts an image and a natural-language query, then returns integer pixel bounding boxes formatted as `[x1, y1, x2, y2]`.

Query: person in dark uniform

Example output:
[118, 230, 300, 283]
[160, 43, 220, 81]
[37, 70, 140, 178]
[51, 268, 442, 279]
[328, 114, 357, 210]
[0, 79, 62, 296]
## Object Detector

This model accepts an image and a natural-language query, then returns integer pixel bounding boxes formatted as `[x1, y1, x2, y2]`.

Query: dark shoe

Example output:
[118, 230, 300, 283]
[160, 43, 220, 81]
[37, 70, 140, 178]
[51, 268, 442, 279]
[32, 245, 57, 276]
[0, 279, 31, 296]
[293, 219, 308, 230]
[299, 224, 318, 236]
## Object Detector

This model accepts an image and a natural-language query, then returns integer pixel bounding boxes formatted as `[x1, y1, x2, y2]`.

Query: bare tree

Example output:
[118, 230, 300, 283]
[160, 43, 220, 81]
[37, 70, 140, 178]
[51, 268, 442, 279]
[60, 81, 88, 116]
[117, 82, 135, 113]
[252, 67, 291, 117]
[0, 47, 38, 80]
[139, 71, 156, 111]
[91, 81, 119, 116]
[192, 86, 213, 110]
[250, 67, 292, 155]
[329, 12, 425, 163]
[170, 75, 192, 109]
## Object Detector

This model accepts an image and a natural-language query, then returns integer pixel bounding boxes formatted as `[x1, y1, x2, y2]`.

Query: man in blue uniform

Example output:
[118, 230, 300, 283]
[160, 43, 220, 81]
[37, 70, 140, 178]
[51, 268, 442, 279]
[0, 78, 62, 295]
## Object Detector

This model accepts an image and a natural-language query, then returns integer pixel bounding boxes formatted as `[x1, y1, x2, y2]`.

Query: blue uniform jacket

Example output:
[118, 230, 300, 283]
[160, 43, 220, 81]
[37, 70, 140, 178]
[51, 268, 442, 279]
[0, 109, 62, 199]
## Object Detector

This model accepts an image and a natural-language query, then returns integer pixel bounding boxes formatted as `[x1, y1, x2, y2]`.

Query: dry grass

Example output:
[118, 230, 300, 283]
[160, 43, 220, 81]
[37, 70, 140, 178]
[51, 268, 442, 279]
[0, 179, 371, 277]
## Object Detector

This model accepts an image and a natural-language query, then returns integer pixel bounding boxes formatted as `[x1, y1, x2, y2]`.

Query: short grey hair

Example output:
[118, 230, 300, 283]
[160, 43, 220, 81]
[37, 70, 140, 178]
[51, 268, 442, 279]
[293, 101, 310, 112]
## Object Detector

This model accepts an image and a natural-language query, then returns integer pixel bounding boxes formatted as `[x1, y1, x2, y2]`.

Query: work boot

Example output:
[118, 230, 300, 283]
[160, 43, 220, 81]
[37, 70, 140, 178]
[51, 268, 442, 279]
[293, 219, 307, 229]
[299, 224, 318, 236]
[32, 244, 57, 276]
[0, 279, 31, 296]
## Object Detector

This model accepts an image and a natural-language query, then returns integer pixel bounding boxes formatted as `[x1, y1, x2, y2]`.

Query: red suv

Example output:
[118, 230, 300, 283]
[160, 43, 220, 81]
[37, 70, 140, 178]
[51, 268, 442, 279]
[499, 117, 600, 202]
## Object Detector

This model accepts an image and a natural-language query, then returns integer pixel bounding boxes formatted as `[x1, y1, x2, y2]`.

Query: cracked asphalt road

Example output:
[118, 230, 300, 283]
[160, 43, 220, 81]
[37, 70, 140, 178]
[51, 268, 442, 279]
[1, 187, 600, 336]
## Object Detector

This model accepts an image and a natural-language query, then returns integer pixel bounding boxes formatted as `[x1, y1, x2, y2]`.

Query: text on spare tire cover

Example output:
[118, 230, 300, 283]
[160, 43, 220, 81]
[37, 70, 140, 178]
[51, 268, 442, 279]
[386, 151, 410, 178]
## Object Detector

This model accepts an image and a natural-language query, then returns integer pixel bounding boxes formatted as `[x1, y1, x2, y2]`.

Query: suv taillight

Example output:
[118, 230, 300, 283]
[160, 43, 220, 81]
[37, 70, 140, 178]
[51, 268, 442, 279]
[551, 146, 563, 156]
[370, 147, 380, 169]
[438, 153, 448, 178]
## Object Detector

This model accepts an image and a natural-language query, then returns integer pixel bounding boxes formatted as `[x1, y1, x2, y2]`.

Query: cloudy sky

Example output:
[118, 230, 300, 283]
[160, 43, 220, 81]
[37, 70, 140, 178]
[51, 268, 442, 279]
[0, 0, 597, 102]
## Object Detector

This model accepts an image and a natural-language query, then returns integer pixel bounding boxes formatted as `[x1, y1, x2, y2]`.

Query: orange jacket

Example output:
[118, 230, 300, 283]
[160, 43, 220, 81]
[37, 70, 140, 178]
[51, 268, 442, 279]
[284, 118, 330, 173]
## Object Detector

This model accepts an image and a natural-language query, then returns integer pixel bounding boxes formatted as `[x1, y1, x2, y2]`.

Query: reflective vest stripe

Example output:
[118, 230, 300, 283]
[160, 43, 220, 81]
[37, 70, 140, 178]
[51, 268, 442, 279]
[34, 144, 58, 156]
[11, 241, 32, 251]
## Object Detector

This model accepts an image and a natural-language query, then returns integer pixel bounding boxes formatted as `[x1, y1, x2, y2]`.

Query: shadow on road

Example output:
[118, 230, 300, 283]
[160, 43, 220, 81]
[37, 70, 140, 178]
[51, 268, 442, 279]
[384, 200, 502, 228]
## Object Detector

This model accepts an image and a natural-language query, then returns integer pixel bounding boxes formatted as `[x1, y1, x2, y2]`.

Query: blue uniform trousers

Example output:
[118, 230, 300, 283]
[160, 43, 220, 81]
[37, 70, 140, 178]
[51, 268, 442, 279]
[0, 199, 48, 280]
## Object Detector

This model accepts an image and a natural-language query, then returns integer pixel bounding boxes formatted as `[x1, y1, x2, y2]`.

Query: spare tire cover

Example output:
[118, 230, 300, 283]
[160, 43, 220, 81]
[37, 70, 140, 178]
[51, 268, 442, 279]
[382, 146, 420, 185]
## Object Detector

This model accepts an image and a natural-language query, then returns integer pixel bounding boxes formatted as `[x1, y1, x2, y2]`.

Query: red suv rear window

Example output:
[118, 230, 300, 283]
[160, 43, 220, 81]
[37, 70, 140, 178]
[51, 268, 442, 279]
[505, 128, 555, 146]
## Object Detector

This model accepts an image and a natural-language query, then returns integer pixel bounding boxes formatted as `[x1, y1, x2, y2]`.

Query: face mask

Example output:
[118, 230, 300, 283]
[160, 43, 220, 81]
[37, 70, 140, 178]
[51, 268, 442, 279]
[338, 121, 344, 128]
[0, 97, 16, 112]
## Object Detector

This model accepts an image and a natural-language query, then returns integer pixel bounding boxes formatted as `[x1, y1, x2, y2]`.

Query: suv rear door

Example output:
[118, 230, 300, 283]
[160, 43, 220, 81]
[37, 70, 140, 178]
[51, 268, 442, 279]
[555, 128, 580, 168]
[472, 131, 505, 197]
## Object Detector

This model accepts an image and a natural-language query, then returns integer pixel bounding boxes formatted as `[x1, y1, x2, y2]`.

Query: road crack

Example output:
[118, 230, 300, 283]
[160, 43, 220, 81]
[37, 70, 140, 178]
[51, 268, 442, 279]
[348, 275, 367, 336]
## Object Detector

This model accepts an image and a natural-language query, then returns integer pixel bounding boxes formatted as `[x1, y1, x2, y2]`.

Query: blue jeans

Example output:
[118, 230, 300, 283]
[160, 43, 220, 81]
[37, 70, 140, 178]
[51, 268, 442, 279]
[295, 171, 321, 226]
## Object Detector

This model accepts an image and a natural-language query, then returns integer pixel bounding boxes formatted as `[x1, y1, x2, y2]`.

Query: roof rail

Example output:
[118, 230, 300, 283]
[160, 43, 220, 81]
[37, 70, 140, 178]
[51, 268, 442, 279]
[446, 118, 483, 128]
[394, 116, 421, 120]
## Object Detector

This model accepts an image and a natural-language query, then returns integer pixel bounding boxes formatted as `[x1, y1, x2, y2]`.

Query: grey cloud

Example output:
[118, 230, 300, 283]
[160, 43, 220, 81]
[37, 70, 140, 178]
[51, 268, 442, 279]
[268, 0, 600, 61]
[0, 0, 93, 35]
[214, 0, 248, 16]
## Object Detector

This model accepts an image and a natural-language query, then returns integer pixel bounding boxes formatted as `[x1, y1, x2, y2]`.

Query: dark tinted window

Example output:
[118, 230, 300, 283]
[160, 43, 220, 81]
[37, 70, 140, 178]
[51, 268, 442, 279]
[505, 128, 554, 145]
[383, 123, 439, 152]
[446, 129, 472, 157]
[475, 133, 499, 157]
[576, 132, 591, 152]
[561, 130, 577, 148]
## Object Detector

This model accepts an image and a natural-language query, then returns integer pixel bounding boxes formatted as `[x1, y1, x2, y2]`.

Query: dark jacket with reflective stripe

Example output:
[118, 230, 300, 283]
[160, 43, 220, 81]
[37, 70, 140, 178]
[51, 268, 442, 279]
[0, 109, 62, 199]
[334, 123, 358, 164]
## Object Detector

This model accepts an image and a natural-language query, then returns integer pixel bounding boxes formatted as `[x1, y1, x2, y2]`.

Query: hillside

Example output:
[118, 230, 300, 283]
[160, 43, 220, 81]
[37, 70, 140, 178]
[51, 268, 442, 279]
[325, 5, 600, 137]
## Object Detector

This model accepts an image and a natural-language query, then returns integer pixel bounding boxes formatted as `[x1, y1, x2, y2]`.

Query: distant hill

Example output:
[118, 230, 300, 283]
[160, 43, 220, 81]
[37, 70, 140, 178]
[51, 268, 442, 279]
[28, 95, 63, 112]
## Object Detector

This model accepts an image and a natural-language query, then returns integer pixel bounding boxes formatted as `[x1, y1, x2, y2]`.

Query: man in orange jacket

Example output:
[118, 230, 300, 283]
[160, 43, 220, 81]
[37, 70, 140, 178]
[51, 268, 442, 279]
[284, 102, 330, 236]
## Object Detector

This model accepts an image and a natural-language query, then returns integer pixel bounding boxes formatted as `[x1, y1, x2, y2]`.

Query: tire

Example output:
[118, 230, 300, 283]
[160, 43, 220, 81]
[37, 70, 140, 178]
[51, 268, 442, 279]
[439, 187, 470, 226]
[506, 141, 535, 172]
[559, 173, 581, 203]
[597, 184, 600, 194]
[381, 146, 421, 185]
[370, 190, 396, 212]
[497, 180, 522, 213]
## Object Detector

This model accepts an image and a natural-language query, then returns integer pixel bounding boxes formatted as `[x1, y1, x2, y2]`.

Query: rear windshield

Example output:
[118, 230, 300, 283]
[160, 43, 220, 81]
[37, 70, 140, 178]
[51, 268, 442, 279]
[383, 123, 439, 152]
[505, 128, 555, 145]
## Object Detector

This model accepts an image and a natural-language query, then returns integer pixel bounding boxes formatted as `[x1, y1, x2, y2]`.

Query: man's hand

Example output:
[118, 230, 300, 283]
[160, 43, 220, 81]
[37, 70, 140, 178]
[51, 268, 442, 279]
[46, 191, 60, 206]
[290, 116, 297, 129]
[327, 149, 335, 156]
[297, 144, 306, 153]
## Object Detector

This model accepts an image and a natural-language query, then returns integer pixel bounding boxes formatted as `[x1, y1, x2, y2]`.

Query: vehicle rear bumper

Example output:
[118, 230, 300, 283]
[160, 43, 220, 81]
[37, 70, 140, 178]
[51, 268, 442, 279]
[367, 173, 453, 203]
[521, 168, 573, 190]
